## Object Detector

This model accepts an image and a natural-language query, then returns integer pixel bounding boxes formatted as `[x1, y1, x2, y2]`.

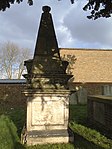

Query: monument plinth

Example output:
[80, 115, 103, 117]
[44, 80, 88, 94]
[23, 6, 73, 145]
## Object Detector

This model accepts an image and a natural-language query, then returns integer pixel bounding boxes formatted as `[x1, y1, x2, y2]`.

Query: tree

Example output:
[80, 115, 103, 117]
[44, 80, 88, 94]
[0, 41, 32, 79]
[61, 54, 76, 75]
[0, 0, 112, 19]
[61, 54, 76, 83]
[83, 0, 112, 20]
[0, 0, 33, 11]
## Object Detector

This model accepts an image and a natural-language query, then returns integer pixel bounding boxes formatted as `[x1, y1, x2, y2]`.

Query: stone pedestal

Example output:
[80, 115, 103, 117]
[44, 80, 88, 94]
[24, 90, 70, 145]
[23, 6, 73, 145]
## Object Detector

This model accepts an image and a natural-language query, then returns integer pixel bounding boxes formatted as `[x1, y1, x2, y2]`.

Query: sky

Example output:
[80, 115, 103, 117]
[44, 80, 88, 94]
[0, 0, 112, 54]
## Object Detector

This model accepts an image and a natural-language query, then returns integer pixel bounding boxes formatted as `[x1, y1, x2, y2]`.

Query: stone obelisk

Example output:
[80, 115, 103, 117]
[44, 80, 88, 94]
[23, 6, 73, 145]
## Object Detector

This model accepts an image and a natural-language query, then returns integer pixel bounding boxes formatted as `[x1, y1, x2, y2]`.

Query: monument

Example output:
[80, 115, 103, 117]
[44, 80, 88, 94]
[23, 6, 73, 145]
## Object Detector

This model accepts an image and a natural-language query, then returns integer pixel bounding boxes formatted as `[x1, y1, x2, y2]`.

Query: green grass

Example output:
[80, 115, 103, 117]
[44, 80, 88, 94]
[69, 104, 87, 124]
[0, 114, 74, 149]
[0, 106, 26, 137]
[26, 143, 74, 149]
[0, 115, 25, 149]
[0, 103, 112, 149]
[70, 123, 112, 149]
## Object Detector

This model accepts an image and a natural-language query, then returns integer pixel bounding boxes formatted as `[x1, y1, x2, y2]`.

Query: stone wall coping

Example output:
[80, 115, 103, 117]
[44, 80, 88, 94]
[88, 95, 112, 104]
[0, 79, 112, 84]
[0, 79, 26, 84]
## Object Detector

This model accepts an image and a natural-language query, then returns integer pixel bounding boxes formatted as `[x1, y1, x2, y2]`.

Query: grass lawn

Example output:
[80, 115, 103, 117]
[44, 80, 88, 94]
[0, 103, 111, 149]
[69, 104, 87, 124]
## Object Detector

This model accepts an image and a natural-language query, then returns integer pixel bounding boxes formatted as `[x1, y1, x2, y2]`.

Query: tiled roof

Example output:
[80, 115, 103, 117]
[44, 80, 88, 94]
[60, 48, 112, 83]
[0, 48, 111, 83]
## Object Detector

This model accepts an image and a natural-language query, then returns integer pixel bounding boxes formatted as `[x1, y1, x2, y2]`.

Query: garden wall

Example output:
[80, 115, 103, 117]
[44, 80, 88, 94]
[0, 80, 112, 106]
[88, 95, 112, 133]
[0, 80, 26, 107]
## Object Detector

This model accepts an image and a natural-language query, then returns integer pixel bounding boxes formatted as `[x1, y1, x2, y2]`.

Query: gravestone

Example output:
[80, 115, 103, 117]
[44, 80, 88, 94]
[23, 6, 73, 145]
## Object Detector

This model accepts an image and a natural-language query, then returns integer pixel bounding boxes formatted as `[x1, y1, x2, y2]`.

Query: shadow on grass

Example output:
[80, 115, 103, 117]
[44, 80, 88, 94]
[74, 133, 104, 149]
[0, 105, 26, 138]
[6, 119, 26, 149]
[8, 108, 26, 138]
[15, 142, 26, 149]
[69, 104, 87, 125]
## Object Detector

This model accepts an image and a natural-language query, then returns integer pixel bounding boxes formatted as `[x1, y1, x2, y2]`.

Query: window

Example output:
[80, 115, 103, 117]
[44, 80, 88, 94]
[102, 85, 112, 96]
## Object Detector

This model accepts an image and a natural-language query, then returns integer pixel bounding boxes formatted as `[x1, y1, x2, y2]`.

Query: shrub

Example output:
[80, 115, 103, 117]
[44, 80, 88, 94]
[70, 122, 112, 149]
[8, 108, 26, 137]
[0, 115, 22, 149]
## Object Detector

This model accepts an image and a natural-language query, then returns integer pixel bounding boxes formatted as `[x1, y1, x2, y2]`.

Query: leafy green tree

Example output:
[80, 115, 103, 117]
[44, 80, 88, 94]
[0, 0, 112, 19]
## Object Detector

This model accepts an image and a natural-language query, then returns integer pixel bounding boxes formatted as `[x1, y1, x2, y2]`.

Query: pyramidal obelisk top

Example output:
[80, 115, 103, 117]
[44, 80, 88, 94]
[34, 6, 60, 59]
[24, 6, 72, 90]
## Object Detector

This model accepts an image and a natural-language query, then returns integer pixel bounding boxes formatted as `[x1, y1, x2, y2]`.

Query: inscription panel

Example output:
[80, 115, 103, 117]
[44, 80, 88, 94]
[32, 99, 64, 125]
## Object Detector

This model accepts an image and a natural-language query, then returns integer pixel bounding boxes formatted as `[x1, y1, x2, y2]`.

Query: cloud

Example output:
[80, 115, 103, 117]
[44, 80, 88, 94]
[63, 1, 112, 49]
[56, 25, 75, 48]
[0, 1, 72, 50]
[0, 2, 39, 49]
[0, 0, 112, 50]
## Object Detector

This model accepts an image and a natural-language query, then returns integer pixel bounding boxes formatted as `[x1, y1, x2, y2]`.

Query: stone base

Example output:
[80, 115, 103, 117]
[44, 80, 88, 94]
[24, 90, 71, 145]
[26, 130, 70, 145]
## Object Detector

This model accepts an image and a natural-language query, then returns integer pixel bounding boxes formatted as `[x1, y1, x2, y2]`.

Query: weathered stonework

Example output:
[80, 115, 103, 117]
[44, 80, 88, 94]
[23, 6, 72, 91]
[23, 6, 73, 145]
[23, 90, 70, 145]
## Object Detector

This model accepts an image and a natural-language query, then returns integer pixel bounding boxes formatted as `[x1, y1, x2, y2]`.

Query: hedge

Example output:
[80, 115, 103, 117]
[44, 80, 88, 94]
[70, 122, 112, 149]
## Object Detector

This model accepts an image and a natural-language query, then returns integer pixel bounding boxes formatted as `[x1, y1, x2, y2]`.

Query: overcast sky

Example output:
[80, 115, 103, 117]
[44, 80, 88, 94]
[0, 0, 112, 53]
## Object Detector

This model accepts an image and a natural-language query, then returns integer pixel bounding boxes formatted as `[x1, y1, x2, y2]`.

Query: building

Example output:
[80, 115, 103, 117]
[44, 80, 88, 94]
[0, 48, 112, 104]
[60, 48, 112, 104]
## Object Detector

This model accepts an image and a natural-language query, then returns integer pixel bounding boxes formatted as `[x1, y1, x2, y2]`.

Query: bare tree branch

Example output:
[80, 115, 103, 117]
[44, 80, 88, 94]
[0, 41, 32, 79]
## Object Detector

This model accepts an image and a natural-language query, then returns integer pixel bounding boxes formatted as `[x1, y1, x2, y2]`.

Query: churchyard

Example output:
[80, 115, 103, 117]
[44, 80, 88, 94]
[0, 101, 112, 149]
[0, 5, 112, 149]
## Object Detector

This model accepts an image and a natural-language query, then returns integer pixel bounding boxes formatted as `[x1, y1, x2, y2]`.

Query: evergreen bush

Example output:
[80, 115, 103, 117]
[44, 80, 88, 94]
[70, 122, 112, 149]
[0, 115, 25, 149]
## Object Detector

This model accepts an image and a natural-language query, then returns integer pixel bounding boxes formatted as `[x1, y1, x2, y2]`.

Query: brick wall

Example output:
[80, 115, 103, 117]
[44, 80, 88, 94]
[69, 82, 112, 104]
[69, 82, 112, 95]
[0, 83, 26, 107]
[0, 82, 112, 106]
